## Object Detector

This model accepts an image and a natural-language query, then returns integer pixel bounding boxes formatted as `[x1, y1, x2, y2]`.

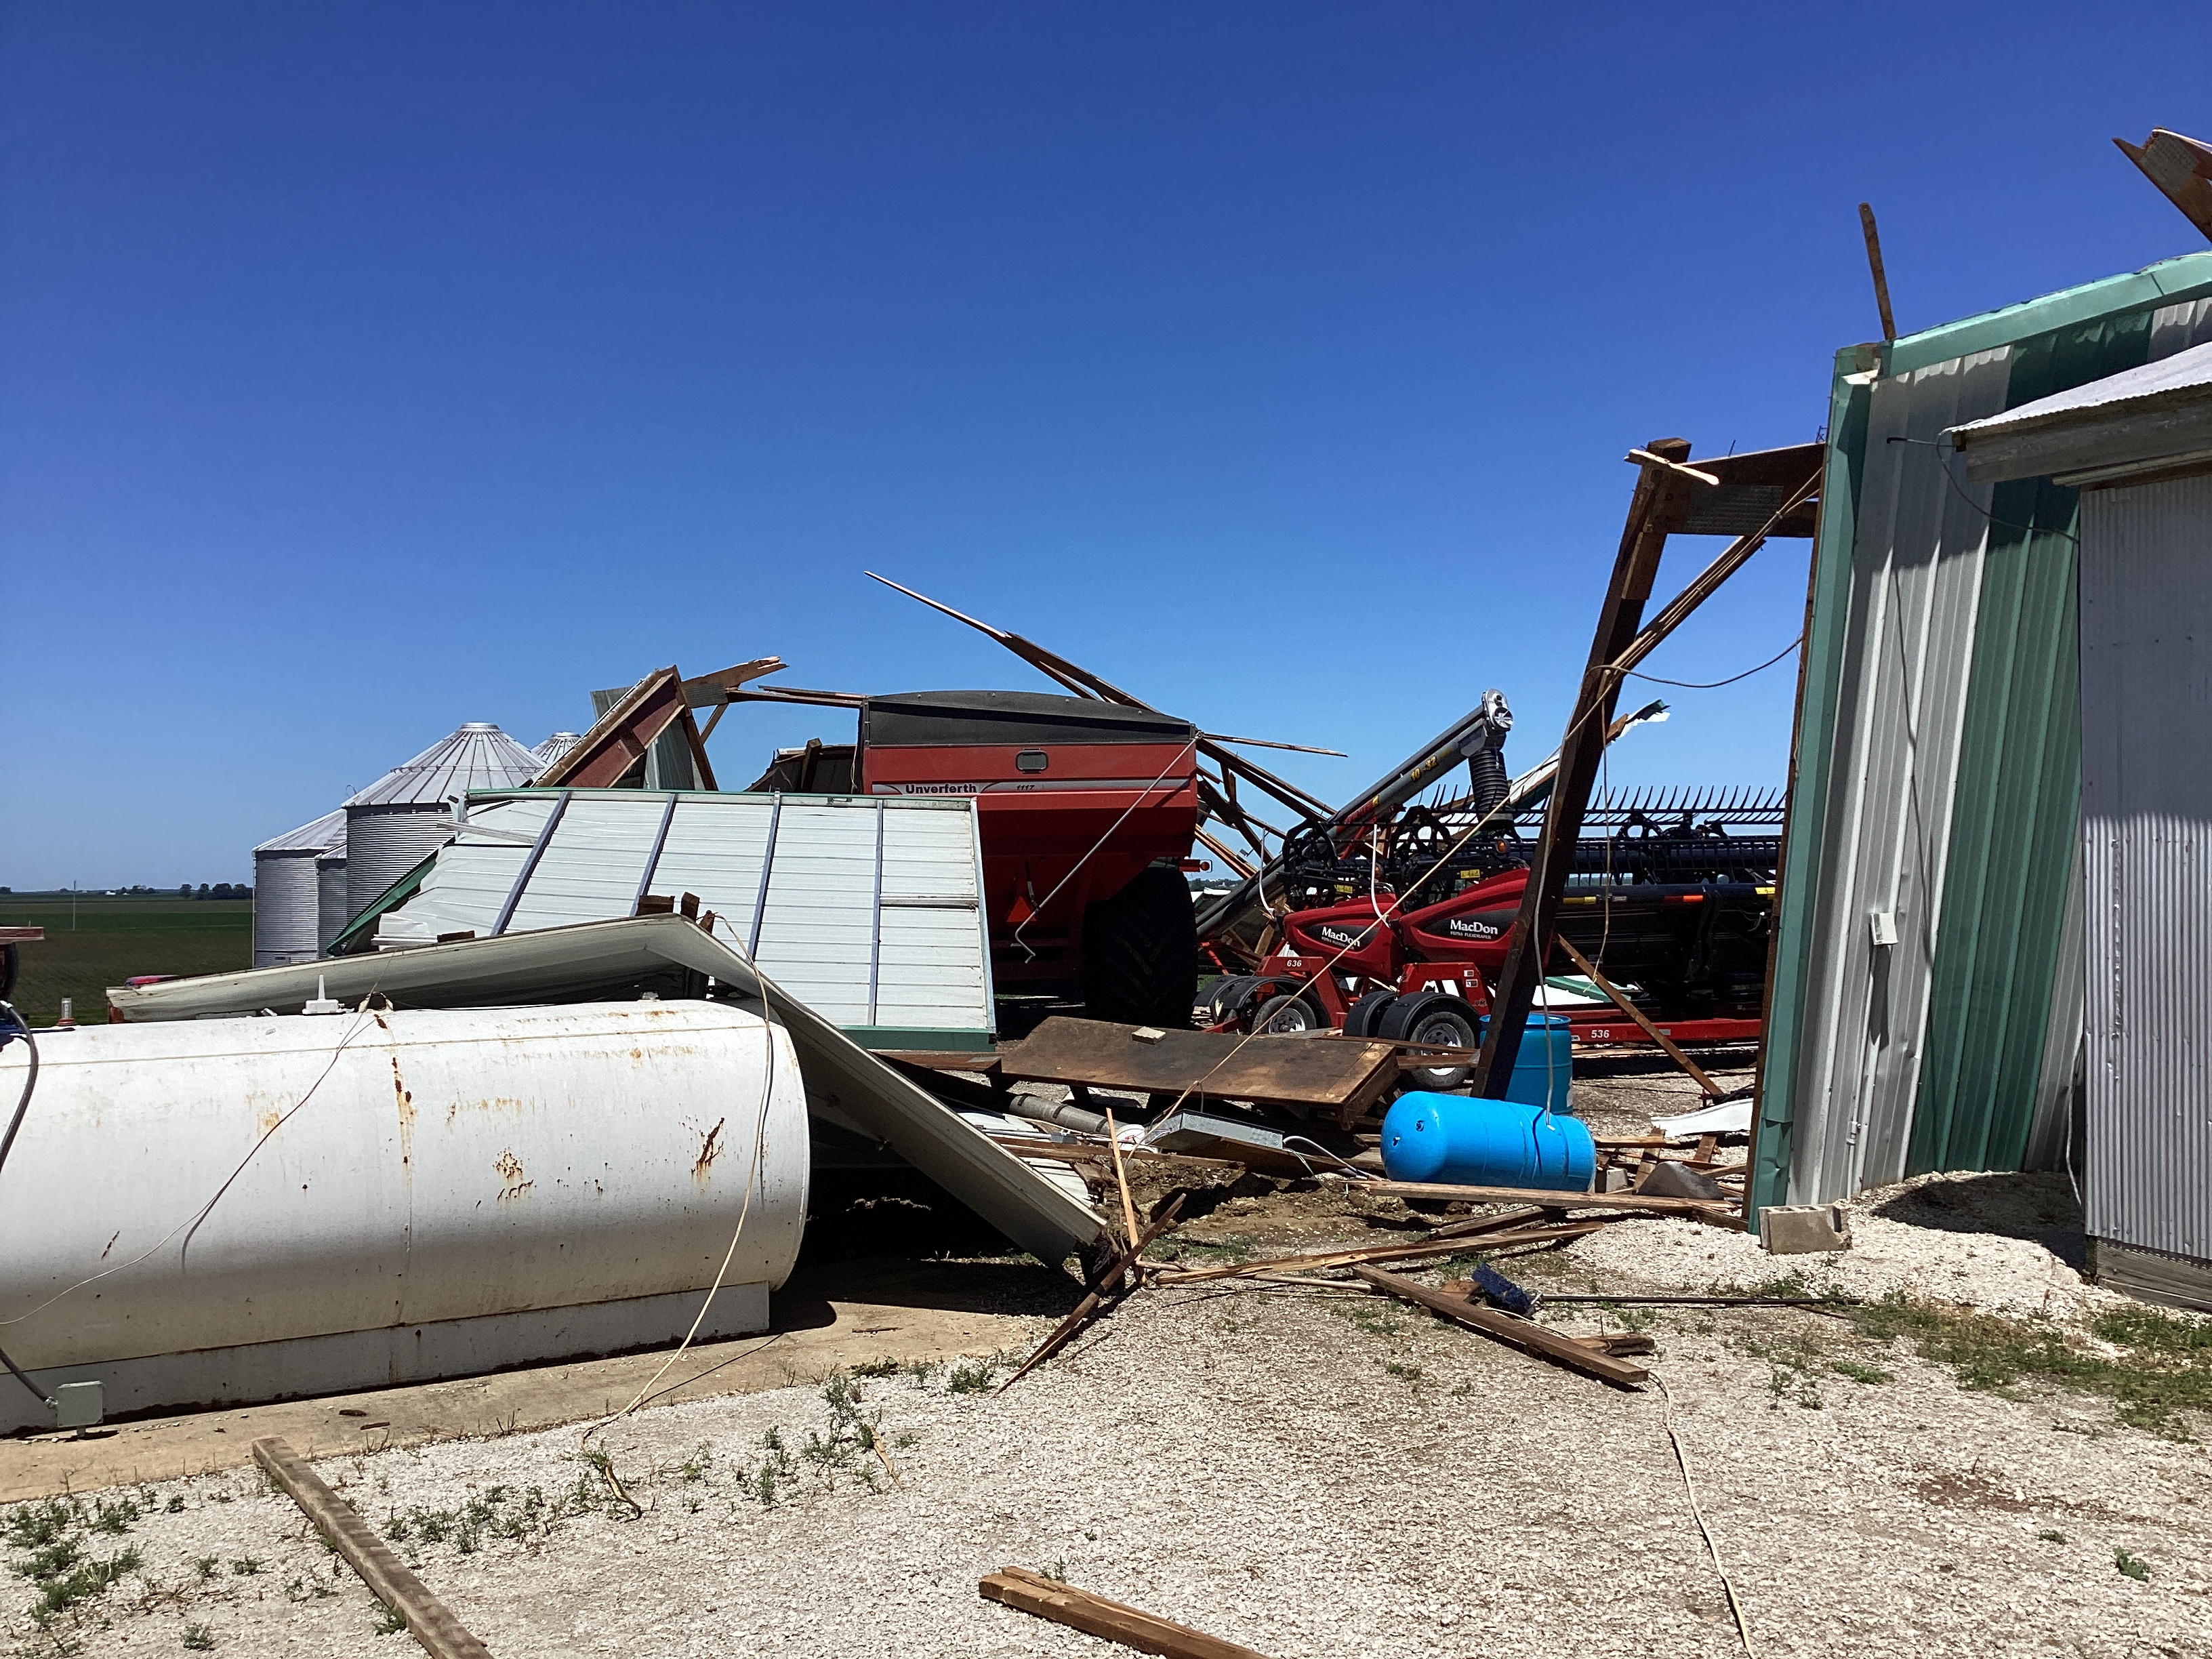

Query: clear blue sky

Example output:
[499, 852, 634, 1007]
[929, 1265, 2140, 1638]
[5, 3, 2209, 887]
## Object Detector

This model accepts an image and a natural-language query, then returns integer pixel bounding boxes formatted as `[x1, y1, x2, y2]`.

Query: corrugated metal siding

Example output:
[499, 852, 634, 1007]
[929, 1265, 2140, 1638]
[250, 853, 321, 967]
[1755, 253, 2212, 1212]
[2079, 474, 2212, 1264]
[377, 791, 993, 1038]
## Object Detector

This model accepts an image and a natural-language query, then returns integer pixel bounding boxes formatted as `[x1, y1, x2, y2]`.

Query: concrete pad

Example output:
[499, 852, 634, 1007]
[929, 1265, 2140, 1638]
[0, 1258, 1067, 1502]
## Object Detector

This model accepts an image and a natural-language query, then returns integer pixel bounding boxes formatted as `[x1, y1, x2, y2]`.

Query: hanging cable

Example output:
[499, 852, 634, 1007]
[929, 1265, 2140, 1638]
[1627, 636, 1803, 690]
[0, 998, 50, 1408]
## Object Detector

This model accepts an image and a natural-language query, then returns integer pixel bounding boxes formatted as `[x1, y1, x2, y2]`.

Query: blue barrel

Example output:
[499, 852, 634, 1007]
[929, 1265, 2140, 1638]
[1380, 1092, 1595, 1191]
[1477, 1013, 1573, 1115]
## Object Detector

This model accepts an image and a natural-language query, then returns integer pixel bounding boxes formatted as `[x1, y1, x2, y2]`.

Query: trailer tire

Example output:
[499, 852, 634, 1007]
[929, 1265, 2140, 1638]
[1382, 991, 1479, 1090]
[1249, 993, 1324, 1035]
[1344, 990, 1399, 1038]
[1082, 865, 1200, 1027]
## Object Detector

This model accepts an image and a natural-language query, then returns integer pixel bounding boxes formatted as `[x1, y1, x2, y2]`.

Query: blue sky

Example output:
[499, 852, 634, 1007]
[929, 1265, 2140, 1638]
[5, 3, 2209, 886]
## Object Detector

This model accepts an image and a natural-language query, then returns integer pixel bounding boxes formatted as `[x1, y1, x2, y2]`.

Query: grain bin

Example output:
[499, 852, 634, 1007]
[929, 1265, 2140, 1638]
[314, 835, 348, 955]
[343, 723, 540, 924]
[250, 809, 346, 967]
[532, 731, 584, 771]
[0, 999, 807, 1431]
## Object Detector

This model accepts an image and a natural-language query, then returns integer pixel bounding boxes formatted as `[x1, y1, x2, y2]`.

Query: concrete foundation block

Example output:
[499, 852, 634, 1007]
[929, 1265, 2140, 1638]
[1759, 1203, 1852, 1254]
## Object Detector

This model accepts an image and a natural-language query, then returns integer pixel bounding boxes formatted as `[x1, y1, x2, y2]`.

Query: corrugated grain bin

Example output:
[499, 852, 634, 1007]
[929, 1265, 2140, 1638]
[251, 809, 346, 967]
[0, 1000, 808, 1432]
[314, 837, 348, 955]
[342, 723, 540, 924]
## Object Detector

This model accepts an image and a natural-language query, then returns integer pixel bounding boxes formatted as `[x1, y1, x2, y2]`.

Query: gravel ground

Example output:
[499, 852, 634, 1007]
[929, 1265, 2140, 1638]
[12, 1169, 2209, 1659]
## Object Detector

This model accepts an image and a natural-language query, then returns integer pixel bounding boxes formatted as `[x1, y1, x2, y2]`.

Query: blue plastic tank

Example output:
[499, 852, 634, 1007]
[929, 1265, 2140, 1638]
[1380, 1092, 1595, 1191]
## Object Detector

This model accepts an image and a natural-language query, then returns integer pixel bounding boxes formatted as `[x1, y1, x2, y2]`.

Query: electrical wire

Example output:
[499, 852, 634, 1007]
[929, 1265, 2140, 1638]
[1626, 636, 1803, 690]
[1885, 434, 2081, 546]
[581, 926, 783, 1446]
[0, 994, 383, 1333]
[0, 999, 51, 1408]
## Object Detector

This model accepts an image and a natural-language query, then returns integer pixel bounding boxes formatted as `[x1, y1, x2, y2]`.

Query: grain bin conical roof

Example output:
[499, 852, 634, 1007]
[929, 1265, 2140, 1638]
[531, 731, 585, 767]
[253, 808, 348, 855]
[343, 723, 541, 808]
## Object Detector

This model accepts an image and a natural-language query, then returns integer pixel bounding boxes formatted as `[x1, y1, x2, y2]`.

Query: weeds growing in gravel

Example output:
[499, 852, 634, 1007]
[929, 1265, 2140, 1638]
[383, 1480, 606, 1557]
[1851, 1293, 2211, 1438]
[2115, 1548, 2151, 1581]
[371, 1601, 408, 1635]
[1382, 1361, 1423, 1384]
[181, 1622, 213, 1650]
[2039, 1529, 2067, 1544]
[946, 1357, 998, 1393]
[1332, 1303, 1405, 1338]
[3, 1494, 147, 1633]
[1830, 1357, 1893, 1385]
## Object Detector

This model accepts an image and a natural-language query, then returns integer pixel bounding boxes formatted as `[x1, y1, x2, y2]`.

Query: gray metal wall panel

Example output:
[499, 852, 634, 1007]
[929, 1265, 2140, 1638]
[1782, 349, 2013, 1204]
[2079, 474, 2212, 1263]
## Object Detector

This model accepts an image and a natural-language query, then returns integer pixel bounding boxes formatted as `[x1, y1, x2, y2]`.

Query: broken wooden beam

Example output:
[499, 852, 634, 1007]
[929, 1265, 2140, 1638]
[981, 1566, 1275, 1659]
[1153, 1222, 1600, 1285]
[252, 1435, 491, 1659]
[1326, 1175, 1738, 1223]
[1352, 1266, 1650, 1389]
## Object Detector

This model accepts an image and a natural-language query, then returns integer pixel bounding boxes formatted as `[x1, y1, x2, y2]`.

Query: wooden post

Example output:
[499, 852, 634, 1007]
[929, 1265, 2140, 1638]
[981, 1566, 1275, 1659]
[1858, 202, 1898, 341]
[253, 1437, 491, 1659]
[1470, 440, 1695, 1099]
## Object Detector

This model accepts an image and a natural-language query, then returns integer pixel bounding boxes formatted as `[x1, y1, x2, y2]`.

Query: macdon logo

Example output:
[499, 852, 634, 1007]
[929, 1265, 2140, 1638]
[1438, 914, 1510, 940]
[1313, 925, 1376, 949]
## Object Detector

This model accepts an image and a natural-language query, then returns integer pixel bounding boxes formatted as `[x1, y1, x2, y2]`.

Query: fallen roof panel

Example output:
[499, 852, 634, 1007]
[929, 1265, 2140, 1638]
[108, 916, 1103, 1271]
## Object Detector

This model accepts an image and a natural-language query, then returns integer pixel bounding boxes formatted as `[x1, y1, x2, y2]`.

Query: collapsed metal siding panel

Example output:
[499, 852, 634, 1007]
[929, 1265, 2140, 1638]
[1756, 253, 2212, 1212]
[2079, 474, 2212, 1264]
[377, 791, 994, 1040]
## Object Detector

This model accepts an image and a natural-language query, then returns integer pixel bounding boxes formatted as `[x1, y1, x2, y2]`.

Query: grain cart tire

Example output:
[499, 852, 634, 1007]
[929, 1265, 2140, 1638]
[1381, 990, 1479, 1090]
[1082, 865, 1200, 1027]
[1249, 992, 1324, 1035]
[1344, 989, 1399, 1038]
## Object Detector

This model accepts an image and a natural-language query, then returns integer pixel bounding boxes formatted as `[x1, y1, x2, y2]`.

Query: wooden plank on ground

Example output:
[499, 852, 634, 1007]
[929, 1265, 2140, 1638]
[1153, 1223, 1600, 1284]
[981, 1566, 1274, 1659]
[1000, 1017, 1397, 1114]
[1331, 1176, 1737, 1223]
[1353, 1266, 1650, 1389]
[253, 1436, 491, 1659]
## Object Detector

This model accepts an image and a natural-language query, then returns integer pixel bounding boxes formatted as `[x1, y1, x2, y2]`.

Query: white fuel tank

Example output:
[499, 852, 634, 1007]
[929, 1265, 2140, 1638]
[0, 999, 807, 1431]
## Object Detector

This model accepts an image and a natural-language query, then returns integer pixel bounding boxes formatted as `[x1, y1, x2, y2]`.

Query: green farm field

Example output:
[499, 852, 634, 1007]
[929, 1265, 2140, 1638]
[1, 896, 253, 1027]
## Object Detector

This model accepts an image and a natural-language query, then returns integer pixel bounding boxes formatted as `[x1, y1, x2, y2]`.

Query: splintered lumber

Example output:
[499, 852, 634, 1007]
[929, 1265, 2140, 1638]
[981, 1567, 1275, 1659]
[1000, 1017, 1398, 1119]
[1332, 1176, 1738, 1224]
[999, 1195, 1185, 1391]
[1353, 1266, 1650, 1389]
[1153, 1222, 1601, 1284]
[252, 1437, 491, 1659]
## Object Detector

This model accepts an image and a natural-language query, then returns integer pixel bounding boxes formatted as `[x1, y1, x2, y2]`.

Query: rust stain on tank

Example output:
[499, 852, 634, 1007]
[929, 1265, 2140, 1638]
[494, 1149, 533, 1200]
[692, 1117, 727, 1183]
[447, 1094, 529, 1124]
[390, 1056, 415, 1172]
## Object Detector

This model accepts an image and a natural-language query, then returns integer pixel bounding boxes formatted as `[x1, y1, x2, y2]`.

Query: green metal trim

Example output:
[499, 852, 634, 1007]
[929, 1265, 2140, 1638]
[325, 853, 439, 957]
[1752, 347, 1875, 1216]
[852, 1027, 996, 1052]
[1905, 314, 2150, 1175]
[1886, 252, 2212, 375]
